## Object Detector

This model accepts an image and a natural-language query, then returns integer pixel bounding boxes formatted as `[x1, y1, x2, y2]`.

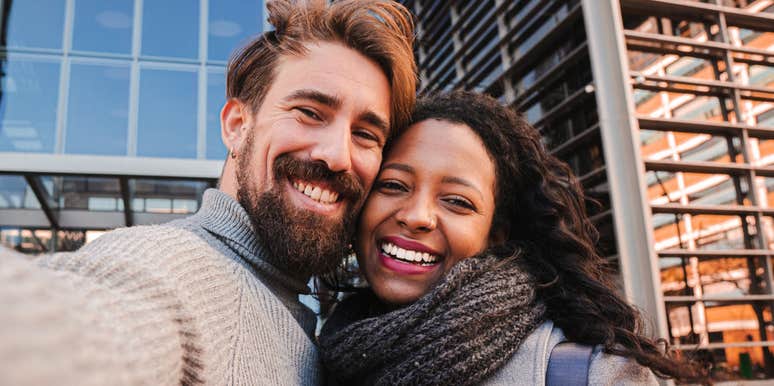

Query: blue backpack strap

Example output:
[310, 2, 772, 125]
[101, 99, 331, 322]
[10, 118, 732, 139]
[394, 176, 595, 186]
[546, 342, 594, 386]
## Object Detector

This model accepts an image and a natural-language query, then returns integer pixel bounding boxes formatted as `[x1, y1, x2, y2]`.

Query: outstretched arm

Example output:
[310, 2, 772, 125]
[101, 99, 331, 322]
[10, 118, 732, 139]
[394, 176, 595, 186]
[0, 246, 186, 386]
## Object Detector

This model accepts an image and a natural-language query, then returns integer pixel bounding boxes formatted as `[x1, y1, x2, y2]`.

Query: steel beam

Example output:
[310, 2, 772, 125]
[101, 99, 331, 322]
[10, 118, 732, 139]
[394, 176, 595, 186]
[119, 177, 133, 227]
[582, 0, 670, 341]
[23, 175, 58, 229]
[0, 153, 223, 180]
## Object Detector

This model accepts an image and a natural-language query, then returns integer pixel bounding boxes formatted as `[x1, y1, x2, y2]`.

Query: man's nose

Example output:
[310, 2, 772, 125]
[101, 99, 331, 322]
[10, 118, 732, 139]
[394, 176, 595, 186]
[310, 122, 353, 173]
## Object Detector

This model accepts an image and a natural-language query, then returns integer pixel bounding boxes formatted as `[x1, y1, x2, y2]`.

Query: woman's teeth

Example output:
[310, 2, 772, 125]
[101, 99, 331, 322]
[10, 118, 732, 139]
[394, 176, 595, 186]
[381, 242, 439, 265]
[292, 180, 339, 204]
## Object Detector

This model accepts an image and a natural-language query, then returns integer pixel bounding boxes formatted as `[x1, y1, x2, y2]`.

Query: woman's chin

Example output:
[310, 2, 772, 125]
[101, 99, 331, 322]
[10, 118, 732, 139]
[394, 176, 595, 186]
[372, 283, 425, 306]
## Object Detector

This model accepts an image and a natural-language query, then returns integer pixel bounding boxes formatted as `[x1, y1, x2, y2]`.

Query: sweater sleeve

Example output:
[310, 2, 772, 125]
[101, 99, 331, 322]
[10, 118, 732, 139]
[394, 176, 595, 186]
[0, 244, 187, 386]
[588, 347, 660, 385]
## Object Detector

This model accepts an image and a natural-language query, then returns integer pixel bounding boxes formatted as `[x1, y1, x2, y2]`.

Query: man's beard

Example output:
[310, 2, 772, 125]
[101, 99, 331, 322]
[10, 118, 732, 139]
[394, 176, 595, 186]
[235, 135, 365, 278]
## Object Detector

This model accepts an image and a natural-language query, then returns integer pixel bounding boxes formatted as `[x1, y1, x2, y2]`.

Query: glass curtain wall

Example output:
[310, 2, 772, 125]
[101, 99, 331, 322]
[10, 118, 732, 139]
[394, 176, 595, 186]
[0, 0, 263, 252]
[0, 0, 264, 160]
[403, 0, 774, 381]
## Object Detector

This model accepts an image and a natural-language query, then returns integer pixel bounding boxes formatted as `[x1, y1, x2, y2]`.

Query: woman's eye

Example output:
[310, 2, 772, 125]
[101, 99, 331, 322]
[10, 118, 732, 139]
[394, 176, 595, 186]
[376, 180, 407, 192]
[445, 196, 476, 211]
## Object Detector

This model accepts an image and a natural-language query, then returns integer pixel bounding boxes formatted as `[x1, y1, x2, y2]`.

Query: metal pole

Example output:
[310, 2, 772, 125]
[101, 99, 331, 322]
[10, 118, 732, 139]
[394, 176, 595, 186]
[580, 0, 669, 340]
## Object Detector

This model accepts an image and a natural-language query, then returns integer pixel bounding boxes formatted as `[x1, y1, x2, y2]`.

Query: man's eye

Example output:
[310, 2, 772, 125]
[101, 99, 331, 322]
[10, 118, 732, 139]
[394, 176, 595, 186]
[296, 107, 321, 120]
[354, 130, 380, 144]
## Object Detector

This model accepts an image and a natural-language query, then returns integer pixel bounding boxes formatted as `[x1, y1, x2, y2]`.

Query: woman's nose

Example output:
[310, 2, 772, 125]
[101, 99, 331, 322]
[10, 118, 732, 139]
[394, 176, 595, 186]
[395, 196, 437, 233]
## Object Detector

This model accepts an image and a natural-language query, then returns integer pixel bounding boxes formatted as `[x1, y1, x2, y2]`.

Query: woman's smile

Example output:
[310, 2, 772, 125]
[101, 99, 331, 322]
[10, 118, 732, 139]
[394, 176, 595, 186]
[376, 235, 442, 275]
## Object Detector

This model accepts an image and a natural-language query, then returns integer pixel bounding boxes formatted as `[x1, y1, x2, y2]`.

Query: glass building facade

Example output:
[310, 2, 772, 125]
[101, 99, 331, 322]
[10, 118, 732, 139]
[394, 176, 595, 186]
[0, 0, 265, 253]
[401, 0, 774, 381]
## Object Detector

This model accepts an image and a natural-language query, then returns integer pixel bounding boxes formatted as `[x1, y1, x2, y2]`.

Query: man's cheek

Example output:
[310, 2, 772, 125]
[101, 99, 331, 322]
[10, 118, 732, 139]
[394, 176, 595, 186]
[358, 152, 384, 191]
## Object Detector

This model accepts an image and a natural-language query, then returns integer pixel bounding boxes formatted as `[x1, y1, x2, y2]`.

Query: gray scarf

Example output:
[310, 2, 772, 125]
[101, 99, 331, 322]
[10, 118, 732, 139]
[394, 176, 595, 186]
[319, 255, 546, 386]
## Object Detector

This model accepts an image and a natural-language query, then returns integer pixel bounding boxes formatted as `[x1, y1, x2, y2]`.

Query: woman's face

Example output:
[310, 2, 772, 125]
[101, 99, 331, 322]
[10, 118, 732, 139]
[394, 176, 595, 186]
[356, 119, 497, 305]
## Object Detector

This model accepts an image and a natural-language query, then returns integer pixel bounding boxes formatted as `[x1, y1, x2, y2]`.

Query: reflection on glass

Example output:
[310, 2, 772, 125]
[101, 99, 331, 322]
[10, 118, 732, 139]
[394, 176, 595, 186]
[207, 71, 227, 159]
[670, 301, 774, 379]
[671, 95, 725, 122]
[137, 68, 198, 158]
[130, 179, 207, 214]
[661, 256, 764, 297]
[665, 56, 713, 78]
[683, 347, 773, 381]
[56, 229, 88, 252]
[640, 129, 740, 164]
[646, 171, 747, 207]
[54, 176, 122, 211]
[627, 50, 660, 73]
[208, 0, 262, 61]
[4, 0, 66, 49]
[0, 175, 39, 209]
[653, 213, 748, 251]
[72, 0, 134, 54]
[141, 0, 199, 59]
[0, 58, 60, 153]
[65, 63, 130, 156]
[748, 65, 774, 89]
[0, 228, 58, 254]
[759, 109, 774, 128]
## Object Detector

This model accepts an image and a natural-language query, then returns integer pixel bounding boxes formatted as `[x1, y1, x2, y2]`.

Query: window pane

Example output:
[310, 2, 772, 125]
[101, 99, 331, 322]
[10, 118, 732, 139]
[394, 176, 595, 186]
[137, 68, 198, 158]
[0, 175, 39, 209]
[0, 58, 60, 153]
[208, 0, 263, 61]
[206, 71, 227, 159]
[72, 0, 134, 54]
[65, 63, 130, 156]
[130, 179, 207, 214]
[141, 0, 199, 59]
[54, 176, 121, 211]
[4, 0, 66, 49]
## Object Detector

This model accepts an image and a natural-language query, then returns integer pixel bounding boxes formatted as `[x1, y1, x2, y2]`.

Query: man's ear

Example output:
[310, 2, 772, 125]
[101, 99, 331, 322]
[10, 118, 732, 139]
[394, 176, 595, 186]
[221, 98, 250, 153]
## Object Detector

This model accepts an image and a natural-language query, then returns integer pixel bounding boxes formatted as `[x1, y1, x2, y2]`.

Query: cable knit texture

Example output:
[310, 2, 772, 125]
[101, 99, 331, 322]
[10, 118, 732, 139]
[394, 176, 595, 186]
[0, 189, 320, 386]
[319, 256, 546, 386]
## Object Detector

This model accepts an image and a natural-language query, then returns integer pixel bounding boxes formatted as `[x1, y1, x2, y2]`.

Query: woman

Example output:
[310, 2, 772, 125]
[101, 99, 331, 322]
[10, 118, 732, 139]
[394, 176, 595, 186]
[319, 91, 705, 385]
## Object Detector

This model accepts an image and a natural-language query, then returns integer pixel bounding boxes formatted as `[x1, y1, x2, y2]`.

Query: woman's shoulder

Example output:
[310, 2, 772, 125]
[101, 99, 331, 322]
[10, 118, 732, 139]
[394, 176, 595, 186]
[484, 320, 659, 385]
[588, 346, 659, 385]
[482, 320, 557, 385]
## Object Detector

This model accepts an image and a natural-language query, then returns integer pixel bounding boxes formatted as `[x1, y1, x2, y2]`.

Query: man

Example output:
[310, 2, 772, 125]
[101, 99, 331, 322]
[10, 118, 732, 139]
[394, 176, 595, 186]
[0, 0, 416, 384]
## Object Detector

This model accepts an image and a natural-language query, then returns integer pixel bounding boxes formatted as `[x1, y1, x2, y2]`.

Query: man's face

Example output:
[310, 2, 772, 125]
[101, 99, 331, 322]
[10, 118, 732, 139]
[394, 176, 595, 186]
[236, 41, 391, 277]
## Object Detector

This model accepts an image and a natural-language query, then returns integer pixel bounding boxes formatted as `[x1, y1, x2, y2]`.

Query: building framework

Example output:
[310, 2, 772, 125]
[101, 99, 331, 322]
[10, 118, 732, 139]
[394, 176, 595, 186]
[401, 0, 774, 380]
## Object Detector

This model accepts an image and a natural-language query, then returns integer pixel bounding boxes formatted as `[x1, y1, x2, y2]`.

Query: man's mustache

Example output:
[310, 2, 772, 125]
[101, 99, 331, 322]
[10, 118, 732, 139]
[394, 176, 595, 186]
[273, 155, 364, 202]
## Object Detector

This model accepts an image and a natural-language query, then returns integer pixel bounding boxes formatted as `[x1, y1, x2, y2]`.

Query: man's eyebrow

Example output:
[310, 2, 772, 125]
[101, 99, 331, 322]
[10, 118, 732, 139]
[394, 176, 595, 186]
[359, 111, 390, 138]
[283, 89, 342, 109]
[442, 176, 484, 201]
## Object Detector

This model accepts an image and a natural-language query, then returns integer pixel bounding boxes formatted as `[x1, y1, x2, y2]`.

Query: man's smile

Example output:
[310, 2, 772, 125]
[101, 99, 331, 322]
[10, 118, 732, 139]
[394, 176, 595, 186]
[285, 178, 346, 216]
[290, 178, 340, 204]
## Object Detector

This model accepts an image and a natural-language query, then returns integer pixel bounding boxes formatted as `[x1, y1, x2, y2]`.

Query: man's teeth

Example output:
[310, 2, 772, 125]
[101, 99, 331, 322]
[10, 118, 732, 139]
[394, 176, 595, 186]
[292, 181, 339, 204]
[380, 242, 439, 264]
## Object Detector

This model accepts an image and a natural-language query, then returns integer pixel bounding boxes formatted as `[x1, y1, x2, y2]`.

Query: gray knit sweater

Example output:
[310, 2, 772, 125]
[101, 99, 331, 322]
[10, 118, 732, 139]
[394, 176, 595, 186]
[0, 189, 320, 385]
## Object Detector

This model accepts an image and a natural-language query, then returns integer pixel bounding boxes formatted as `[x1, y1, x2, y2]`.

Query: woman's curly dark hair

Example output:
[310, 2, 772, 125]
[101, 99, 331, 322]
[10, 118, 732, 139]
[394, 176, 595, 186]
[408, 90, 707, 383]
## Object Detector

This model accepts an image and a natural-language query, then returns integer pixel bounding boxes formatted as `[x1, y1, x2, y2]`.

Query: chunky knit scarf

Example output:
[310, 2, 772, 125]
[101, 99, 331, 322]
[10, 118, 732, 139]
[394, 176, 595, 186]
[319, 255, 546, 386]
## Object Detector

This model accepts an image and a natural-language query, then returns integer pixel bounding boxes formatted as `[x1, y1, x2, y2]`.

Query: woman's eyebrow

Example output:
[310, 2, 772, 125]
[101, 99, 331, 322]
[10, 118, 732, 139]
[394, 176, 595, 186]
[442, 176, 484, 201]
[381, 163, 413, 173]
